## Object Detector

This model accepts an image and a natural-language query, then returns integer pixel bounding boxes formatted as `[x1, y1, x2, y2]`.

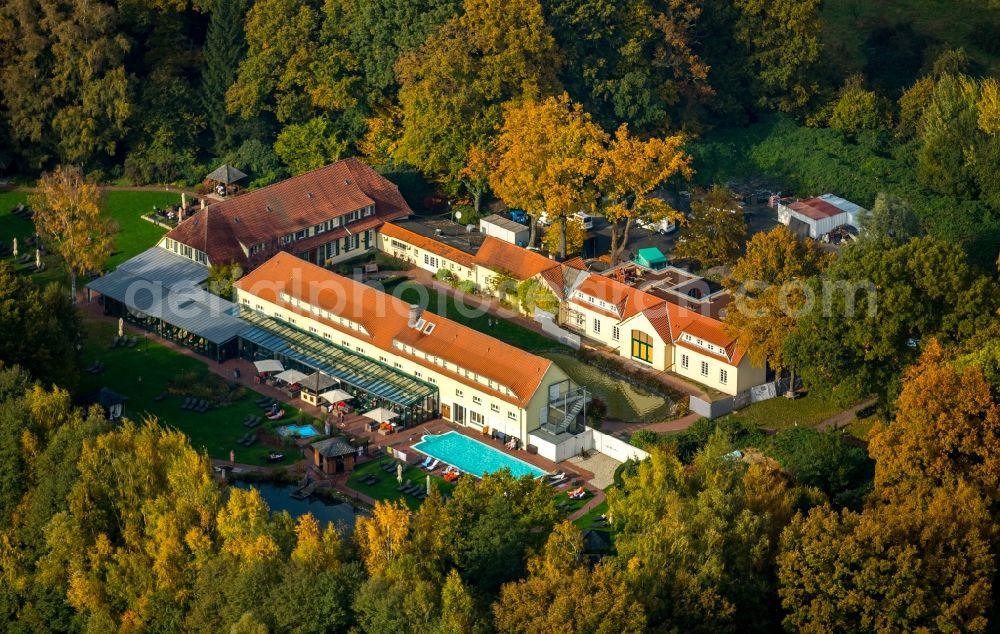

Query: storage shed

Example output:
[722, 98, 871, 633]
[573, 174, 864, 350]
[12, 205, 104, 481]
[634, 247, 668, 271]
[776, 194, 865, 239]
[479, 214, 530, 246]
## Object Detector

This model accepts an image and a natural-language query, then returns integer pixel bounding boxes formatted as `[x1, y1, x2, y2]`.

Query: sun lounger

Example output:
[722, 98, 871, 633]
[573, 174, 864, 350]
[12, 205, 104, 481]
[381, 462, 396, 473]
[241, 433, 257, 447]
[255, 396, 270, 406]
[127, 336, 138, 347]
[423, 458, 439, 471]
[152, 391, 165, 402]
[548, 474, 567, 487]
[417, 456, 432, 469]
[181, 397, 193, 410]
[197, 400, 210, 413]
[236, 432, 249, 445]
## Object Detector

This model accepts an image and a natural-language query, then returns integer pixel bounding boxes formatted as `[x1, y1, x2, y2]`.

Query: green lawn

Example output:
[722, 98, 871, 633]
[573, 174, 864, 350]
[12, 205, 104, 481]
[730, 390, 844, 430]
[385, 279, 570, 353]
[573, 499, 609, 531]
[346, 457, 456, 510]
[0, 189, 177, 287]
[101, 191, 179, 269]
[78, 318, 311, 466]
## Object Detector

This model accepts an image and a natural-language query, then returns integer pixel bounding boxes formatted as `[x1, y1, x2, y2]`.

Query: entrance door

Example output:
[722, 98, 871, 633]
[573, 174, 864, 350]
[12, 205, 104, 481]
[441, 403, 451, 421]
[453, 404, 465, 424]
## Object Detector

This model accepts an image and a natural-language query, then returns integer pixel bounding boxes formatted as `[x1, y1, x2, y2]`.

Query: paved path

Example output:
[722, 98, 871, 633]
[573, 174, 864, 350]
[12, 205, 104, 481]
[814, 397, 878, 431]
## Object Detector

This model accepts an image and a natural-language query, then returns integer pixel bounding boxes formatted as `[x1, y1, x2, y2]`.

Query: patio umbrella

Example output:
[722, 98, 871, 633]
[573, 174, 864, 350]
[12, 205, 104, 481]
[253, 359, 284, 373]
[35, 248, 41, 268]
[319, 389, 352, 403]
[396, 463, 403, 484]
[362, 407, 398, 424]
[426, 474, 431, 495]
[181, 192, 186, 211]
[12, 238, 16, 257]
[118, 318, 124, 337]
[274, 369, 308, 385]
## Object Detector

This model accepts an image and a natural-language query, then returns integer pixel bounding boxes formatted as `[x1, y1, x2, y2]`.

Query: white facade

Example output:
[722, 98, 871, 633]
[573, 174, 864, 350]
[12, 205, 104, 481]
[479, 215, 529, 245]
[234, 288, 568, 445]
[777, 194, 864, 238]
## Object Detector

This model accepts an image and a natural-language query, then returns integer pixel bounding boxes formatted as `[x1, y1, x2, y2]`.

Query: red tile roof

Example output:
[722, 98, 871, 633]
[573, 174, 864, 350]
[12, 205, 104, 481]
[235, 252, 556, 407]
[582, 273, 749, 365]
[380, 222, 476, 269]
[787, 198, 848, 221]
[166, 158, 411, 267]
[473, 237, 561, 280]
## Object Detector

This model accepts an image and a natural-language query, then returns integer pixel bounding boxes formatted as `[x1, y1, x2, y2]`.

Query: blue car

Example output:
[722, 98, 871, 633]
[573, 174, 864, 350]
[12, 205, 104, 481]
[508, 209, 528, 225]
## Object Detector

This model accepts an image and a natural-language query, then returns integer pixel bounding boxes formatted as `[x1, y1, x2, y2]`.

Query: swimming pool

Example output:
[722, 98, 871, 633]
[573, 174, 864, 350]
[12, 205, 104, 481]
[413, 431, 547, 479]
[277, 423, 319, 438]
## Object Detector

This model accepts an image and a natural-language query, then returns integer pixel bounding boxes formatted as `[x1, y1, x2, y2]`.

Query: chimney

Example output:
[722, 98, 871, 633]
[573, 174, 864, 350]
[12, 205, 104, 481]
[408, 304, 422, 328]
[200, 199, 206, 211]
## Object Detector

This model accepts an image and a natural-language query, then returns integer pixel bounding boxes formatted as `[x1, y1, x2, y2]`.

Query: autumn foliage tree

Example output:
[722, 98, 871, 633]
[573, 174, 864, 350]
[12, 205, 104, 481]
[778, 483, 994, 633]
[491, 94, 606, 254]
[868, 340, 1000, 500]
[30, 166, 114, 300]
[598, 124, 692, 264]
[723, 225, 828, 384]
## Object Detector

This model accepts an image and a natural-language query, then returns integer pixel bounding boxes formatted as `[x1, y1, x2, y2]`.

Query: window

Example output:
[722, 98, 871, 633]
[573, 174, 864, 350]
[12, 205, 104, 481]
[612, 325, 620, 341]
[455, 388, 464, 397]
[575, 312, 585, 326]
[414, 371, 422, 378]
[424, 254, 439, 268]
[720, 369, 728, 385]
[681, 354, 689, 369]
[428, 377, 436, 383]
[593, 319, 601, 334]
[701, 361, 709, 376]
[508, 411, 517, 420]
[308, 326, 317, 333]
[491, 403, 500, 412]
[473, 396, 482, 405]
[345, 234, 360, 251]
[470, 411, 484, 425]
[325, 240, 339, 258]
[394, 362, 402, 368]
[294, 228, 308, 240]
[379, 356, 387, 363]
[631, 330, 653, 363]
[390, 239, 409, 250]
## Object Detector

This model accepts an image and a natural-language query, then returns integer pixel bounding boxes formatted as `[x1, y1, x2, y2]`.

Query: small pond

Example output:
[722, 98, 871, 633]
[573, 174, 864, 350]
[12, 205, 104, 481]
[542, 351, 672, 423]
[232, 481, 359, 534]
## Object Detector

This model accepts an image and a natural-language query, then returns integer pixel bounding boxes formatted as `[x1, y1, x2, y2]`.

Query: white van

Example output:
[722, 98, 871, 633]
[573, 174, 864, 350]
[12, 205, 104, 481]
[538, 211, 594, 230]
[572, 211, 594, 230]
[639, 217, 677, 234]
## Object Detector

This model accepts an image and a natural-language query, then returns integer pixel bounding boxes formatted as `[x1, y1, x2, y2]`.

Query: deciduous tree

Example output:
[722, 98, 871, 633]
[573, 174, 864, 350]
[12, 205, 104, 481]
[395, 0, 561, 198]
[599, 125, 692, 264]
[732, 0, 822, 112]
[858, 192, 921, 243]
[273, 117, 348, 175]
[778, 483, 994, 633]
[672, 185, 746, 268]
[868, 340, 1000, 500]
[723, 225, 827, 382]
[490, 94, 605, 255]
[31, 166, 113, 301]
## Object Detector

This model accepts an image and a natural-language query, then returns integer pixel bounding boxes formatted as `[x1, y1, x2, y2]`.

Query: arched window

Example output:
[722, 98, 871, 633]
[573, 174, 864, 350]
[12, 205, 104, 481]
[631, 330, 653, 363]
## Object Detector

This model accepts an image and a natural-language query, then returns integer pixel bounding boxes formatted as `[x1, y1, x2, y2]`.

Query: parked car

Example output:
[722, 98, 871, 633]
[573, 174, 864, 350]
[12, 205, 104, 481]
[638, 217, 678, 234]
[572, 211, 594, 230]
[508, 209, 529, 225]
[537, 211, 594, 230]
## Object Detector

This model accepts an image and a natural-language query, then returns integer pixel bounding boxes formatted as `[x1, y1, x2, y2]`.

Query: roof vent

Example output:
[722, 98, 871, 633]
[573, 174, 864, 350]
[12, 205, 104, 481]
[307, 192, 314, 199]
[344, 179, 352, 185]
[234, 217, 240, 223]
[423, 322, 435, 335]
[266, 206, 273, 213]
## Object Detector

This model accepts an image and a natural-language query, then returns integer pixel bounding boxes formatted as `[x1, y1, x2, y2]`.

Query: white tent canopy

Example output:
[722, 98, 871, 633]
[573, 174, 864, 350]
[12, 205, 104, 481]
[362, 407, 398, 424]
[254, 360, 284, 373]
[319, 389, 353, 403]
[275, 369, 308, 385]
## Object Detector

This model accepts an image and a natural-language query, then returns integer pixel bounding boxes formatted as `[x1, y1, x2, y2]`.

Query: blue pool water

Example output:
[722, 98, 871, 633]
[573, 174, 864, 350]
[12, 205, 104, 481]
[413, 431, 547, 479]
[277, 423, 319, 438]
